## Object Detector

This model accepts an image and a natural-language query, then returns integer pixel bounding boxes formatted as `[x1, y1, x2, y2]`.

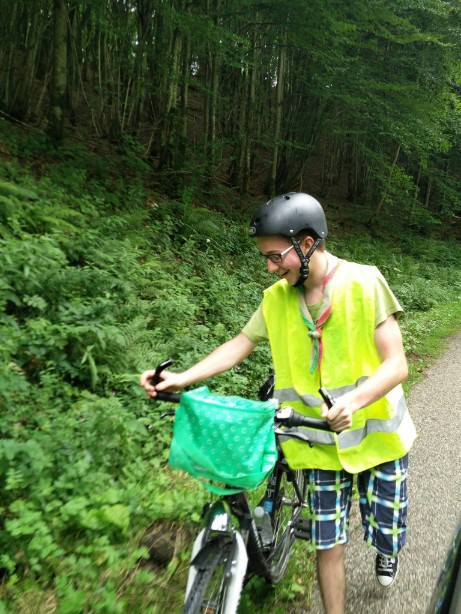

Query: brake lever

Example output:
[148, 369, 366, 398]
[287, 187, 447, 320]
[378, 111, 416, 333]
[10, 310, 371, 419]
[319, 387, 335, 409]
[145, 409, 176, 431]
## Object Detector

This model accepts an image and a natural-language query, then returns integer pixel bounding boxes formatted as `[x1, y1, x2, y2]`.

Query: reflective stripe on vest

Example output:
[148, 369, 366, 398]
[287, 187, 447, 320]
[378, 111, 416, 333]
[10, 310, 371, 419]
[274, 376, 369, 408]
[275, 379, 408, 450]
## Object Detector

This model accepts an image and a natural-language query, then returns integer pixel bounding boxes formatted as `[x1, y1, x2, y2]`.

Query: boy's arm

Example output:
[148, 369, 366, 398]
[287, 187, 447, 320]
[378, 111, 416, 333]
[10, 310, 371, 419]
[322, 315, 408, 431]
[139, 332, 256, 397]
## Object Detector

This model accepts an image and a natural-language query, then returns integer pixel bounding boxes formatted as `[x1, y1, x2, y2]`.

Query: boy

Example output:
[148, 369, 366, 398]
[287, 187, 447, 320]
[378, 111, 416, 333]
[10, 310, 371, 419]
[140, 192, 416, 614]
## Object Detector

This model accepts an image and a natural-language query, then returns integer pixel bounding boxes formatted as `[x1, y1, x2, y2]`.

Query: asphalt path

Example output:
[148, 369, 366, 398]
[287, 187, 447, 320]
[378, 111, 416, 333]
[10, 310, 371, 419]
[305, 331, 461, 613]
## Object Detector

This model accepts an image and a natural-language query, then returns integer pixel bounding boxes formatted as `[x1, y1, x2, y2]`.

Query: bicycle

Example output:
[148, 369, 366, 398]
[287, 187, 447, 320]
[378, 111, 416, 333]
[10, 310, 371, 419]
[149, 359, 334, 614]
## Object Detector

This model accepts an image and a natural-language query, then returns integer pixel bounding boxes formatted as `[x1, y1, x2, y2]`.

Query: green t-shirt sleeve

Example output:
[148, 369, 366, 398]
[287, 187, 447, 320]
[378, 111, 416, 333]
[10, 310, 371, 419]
[374, 268, 403, 327]
[242, 302, 268, 344]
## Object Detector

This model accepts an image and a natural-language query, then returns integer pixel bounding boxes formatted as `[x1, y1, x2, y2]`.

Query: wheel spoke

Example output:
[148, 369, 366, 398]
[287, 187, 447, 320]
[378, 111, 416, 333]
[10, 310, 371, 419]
[267, 469, 306, 584]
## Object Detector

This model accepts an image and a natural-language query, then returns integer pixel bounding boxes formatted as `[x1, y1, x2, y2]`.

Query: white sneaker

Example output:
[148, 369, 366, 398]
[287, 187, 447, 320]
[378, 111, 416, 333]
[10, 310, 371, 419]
[375, 554, 399, 588]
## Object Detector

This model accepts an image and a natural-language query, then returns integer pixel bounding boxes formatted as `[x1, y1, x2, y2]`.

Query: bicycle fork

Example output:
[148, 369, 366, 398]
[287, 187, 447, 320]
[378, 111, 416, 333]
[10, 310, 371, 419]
[184, 500, 248, 613]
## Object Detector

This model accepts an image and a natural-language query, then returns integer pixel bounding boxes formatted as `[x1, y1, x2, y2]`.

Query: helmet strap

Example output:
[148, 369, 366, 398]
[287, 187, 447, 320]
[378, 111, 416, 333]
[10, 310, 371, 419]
[292, 237, 322, 287]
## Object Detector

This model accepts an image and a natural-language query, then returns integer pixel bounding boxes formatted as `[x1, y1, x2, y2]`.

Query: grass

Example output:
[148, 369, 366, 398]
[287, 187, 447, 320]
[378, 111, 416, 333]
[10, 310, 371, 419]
[402, 299, 461, 391]
[240, 540, 317, 613]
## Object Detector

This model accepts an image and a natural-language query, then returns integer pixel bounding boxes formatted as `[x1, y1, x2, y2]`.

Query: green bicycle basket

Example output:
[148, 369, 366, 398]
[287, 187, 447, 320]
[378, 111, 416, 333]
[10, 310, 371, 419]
[168, 386, 278, 494]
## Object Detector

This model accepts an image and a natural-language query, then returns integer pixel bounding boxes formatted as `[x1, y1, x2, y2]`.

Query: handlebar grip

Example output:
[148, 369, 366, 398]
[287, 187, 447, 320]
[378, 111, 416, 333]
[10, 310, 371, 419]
[292, 414, 332, 431]
[154, 391, 181, 403]
[148, 359, 181, 403]
[276, 407, 332, 431]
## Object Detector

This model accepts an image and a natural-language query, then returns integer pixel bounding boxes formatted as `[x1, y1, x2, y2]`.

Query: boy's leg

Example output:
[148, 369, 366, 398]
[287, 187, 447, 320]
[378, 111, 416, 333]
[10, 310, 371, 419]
[317, 544, 346, 614]
[307, 469, 353, 614]
[357, 455, 409, 586]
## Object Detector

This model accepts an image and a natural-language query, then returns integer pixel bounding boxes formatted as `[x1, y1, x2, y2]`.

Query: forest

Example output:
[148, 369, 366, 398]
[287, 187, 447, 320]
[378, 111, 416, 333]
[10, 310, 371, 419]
[1, 0, 461, 221]
[1, 0, 461, 612]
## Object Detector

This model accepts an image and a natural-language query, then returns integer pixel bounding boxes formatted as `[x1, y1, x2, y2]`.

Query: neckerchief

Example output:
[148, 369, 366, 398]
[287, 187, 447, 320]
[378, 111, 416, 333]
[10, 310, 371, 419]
[299, 257, 342, 373]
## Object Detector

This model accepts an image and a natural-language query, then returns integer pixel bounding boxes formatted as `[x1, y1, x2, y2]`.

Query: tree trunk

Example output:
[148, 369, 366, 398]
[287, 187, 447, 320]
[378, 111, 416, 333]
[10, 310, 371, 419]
[13, 3, 41, 120]
[206, 0, 220, 176]
[158, 24, 182, 170]
[375, 143, 401, 216]
[130, 0, 155, 131]
[48, 0, 68, 144]
[268, 31, 287, 197]
[242, 21, 258, 194]
[179, 28, 191, 167]
[424, 176, 432, 209]
[0, 2, 20, 112]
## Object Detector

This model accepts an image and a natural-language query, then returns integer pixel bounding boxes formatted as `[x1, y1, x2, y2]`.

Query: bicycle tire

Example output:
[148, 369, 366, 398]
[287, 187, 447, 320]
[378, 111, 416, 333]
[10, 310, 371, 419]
[267, 467, 306, 584]
[183, 538, 244, 614]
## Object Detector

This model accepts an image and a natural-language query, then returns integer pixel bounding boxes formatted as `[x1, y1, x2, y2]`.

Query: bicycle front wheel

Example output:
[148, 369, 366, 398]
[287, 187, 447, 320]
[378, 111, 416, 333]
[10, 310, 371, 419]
[267, 467, 306, 584]
[183, 534, 247, 614]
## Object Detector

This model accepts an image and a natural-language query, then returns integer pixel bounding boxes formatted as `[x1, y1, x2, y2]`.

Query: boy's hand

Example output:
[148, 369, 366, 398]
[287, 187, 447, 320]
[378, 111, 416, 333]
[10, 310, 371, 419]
[321, 393, 356, 432]
[139, 370, 186, 397]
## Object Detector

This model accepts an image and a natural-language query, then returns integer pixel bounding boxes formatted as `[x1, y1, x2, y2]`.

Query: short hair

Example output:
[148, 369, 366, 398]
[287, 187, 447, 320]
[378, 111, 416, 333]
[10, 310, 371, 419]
[294, 229, 326, 249]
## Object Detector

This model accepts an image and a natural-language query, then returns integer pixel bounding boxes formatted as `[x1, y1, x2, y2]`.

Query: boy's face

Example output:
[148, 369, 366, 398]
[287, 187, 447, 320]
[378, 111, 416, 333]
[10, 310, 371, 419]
[256, 235, 308, 286]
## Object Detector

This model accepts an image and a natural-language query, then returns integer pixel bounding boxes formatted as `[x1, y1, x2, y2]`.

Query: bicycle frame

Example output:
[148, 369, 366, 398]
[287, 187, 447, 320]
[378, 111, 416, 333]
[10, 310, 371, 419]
[183, 441, 307, 610]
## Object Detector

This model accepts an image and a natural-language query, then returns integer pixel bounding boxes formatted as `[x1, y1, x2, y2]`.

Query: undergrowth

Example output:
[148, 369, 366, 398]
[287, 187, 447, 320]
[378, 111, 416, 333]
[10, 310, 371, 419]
[0, 122, 461, 612]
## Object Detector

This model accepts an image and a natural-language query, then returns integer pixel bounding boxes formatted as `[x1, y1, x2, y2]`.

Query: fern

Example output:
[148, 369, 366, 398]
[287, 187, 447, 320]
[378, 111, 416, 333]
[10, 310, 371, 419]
[0, 180, 38, 201]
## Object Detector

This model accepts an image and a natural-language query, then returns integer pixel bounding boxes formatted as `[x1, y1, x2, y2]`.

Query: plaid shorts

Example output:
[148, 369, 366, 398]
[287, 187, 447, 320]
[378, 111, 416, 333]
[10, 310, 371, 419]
[306, 455, 408, 557]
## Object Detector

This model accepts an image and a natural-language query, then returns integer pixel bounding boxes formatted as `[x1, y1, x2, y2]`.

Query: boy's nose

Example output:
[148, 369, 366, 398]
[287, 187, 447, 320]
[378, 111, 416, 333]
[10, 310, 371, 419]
[267, 259, 280, 273]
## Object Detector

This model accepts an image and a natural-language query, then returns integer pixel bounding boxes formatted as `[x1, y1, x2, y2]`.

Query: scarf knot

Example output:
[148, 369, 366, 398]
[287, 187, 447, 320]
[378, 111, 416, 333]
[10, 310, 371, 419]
[299, 257, 342, 374]
[301, 305, 332, 374]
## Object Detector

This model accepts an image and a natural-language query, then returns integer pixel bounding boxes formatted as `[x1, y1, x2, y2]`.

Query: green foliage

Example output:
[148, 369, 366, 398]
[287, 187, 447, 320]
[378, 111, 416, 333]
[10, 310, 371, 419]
[0, 134, 271, 611]
[0, 122, 461, 612]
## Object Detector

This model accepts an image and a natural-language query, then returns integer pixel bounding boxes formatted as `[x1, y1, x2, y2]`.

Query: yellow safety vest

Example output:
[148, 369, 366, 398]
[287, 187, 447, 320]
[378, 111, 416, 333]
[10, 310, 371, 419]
[262, 260, 416, 473]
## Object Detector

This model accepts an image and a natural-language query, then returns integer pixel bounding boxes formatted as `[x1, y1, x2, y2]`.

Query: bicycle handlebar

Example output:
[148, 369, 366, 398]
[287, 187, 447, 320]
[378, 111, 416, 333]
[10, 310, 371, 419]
[274, 407, 332, 431]
[155, 391, 182, 403]
[147, 359, 334, 432]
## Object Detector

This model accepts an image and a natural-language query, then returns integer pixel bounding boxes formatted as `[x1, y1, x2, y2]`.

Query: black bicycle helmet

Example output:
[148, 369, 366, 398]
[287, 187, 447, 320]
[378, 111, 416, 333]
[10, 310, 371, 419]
[249, 192, 328, 287]
[249, 192, 328, 239]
